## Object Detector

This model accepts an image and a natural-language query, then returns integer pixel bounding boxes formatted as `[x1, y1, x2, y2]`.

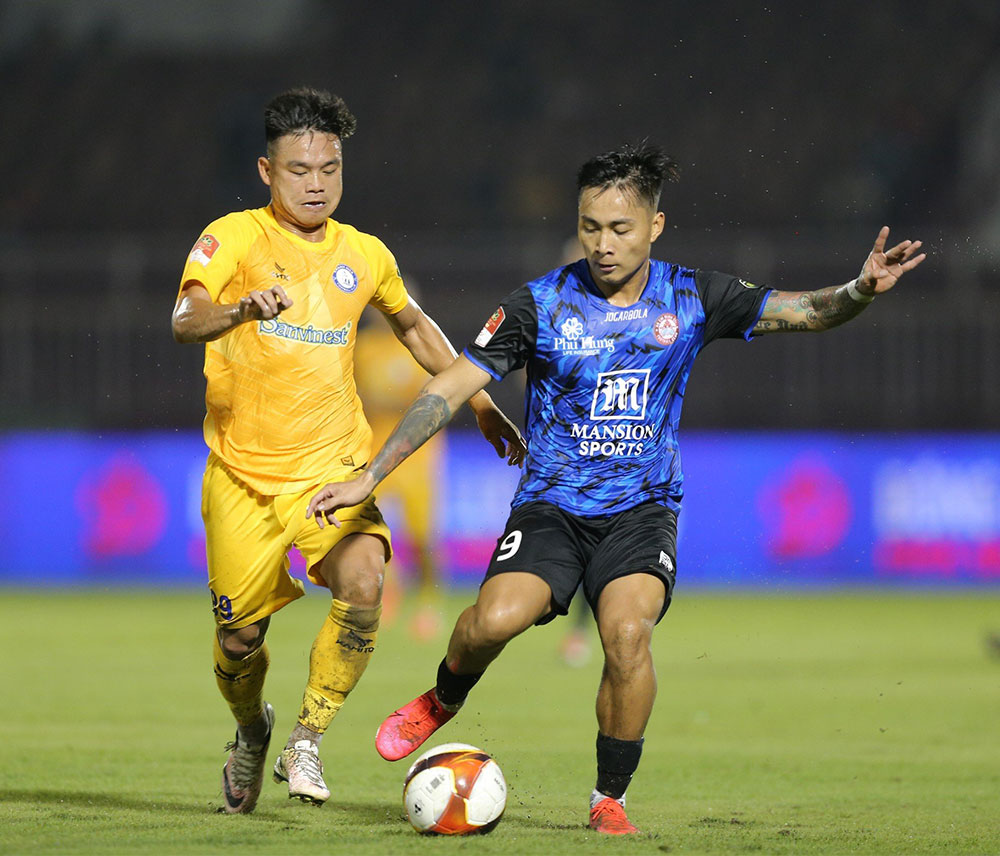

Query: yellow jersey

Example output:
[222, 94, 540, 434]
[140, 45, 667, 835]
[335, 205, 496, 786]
[179, 206, 409, 494]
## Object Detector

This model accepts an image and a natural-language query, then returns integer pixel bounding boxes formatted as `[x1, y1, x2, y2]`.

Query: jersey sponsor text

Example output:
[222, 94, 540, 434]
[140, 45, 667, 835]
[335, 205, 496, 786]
[605, 307, 649, 322]
[555, 315, 614, 354]
[571, 421, 654, 457]
[554, 335, 615, 354]
[259, 318, 352, 346]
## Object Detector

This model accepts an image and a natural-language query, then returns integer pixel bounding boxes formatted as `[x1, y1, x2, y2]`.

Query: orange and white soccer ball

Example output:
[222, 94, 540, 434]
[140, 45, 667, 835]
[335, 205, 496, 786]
[402, 743, 507, 834]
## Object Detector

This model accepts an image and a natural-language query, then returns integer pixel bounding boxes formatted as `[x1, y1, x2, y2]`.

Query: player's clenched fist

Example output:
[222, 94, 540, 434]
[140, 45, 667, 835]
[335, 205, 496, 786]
[238, 285, 293, 321]
[306, 473, 376, 529]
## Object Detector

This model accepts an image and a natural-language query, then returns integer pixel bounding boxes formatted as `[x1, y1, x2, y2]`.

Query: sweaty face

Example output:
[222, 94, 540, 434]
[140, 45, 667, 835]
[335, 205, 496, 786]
[578, 186, 664, 295]
[258, 132, 343, 239]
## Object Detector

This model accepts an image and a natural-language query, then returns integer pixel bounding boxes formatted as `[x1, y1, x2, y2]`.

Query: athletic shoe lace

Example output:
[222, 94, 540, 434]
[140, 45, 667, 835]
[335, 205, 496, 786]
[224, 738, 267, 789]
[591, 799, 636, 833]
[288, 745, 324, 784]
[395, 695, 439, 741]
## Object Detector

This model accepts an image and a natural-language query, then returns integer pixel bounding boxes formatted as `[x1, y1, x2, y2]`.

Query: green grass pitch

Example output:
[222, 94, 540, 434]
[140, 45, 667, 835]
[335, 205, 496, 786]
[1, 588, 999, 854]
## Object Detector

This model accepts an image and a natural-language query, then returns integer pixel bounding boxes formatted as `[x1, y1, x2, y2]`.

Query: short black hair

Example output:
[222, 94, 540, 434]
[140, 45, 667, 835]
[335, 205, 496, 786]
[264, 87, 357, 154]
[576, 142, 680, 209]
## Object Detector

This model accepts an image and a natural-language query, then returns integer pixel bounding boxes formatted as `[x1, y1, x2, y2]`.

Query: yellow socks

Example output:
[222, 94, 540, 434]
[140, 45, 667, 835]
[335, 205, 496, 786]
[298, 599, 381, 733]
[212, 599, 380, 738]
[213, 633, 270, 727]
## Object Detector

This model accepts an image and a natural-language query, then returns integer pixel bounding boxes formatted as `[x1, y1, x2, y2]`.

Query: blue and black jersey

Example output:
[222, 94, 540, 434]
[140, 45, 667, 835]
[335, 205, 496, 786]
[463, 259, 770, 517]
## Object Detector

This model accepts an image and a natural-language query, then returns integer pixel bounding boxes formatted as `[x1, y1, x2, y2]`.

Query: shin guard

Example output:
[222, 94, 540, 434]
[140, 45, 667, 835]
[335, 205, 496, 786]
[298, 599, 381, 733]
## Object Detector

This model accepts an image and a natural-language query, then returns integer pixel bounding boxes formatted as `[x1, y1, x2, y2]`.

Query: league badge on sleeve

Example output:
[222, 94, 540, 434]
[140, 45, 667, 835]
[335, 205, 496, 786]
[189, 234, 220, 267]
[474, 307, 506, 347]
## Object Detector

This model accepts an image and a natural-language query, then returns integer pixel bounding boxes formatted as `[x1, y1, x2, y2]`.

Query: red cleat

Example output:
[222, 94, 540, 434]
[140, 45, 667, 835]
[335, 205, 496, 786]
[375, 688, 457, 761]
[589, 797, 639, 835]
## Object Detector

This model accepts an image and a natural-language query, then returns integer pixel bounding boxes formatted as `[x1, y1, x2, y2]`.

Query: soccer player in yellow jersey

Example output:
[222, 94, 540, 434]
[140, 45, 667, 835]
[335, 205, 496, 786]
[172, 87, 525, 815]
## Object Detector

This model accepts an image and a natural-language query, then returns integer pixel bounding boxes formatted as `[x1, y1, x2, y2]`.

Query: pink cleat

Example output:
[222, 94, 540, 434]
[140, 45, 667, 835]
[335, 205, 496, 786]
[375, 688, 458, 761]
[589, 797, 639, 835]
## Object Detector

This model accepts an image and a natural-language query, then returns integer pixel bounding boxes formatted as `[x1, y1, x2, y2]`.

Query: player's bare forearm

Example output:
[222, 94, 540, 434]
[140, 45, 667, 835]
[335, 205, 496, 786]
[753, 227, 926, 336]
[364, 357, 500, 481]
[171, 294, 245, 343]
[368, 392, 454, 483]
[754, 281, 866, 334]
[306, 364, 489, 527]
[308, 393, 452, 528]
[172, 282, 292, 344]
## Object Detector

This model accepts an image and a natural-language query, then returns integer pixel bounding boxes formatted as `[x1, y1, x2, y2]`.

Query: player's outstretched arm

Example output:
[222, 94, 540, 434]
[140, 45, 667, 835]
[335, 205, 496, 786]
[172, 282, 293, 344]
[753, 226, 926, 335]
[306, 356, 493, 528]
[385, 299, 526, 465]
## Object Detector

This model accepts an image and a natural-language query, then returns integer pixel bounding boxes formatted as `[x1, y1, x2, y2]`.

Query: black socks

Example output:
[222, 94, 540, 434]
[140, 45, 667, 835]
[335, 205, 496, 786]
[435, 657, 484, 707]
[595, 732, 644, 800]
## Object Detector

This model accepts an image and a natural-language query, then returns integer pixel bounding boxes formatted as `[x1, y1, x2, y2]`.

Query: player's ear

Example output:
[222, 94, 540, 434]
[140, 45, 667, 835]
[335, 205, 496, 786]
[257, 156, 272, 187]
[650, 210, 665, 243]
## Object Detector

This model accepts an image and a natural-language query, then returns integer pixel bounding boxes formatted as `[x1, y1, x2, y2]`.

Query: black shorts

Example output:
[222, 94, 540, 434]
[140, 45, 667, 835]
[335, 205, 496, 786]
[482, 500, 678, 626]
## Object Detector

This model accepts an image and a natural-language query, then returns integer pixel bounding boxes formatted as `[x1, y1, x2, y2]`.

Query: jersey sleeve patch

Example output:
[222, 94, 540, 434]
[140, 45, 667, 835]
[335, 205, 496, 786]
[474, 307, 506, 347]
[188, 234, 221, 267]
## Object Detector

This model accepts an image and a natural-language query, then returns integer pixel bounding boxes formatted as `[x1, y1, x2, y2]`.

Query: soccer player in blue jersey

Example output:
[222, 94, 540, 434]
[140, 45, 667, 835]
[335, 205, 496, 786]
[305, 143, 926, 834]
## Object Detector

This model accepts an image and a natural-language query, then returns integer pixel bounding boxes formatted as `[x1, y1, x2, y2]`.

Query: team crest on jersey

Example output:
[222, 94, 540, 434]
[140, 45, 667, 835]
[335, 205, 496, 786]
[653, 313, 679, 346]
[189, 234, 220, 267]
[474, 307, 505, 347]
[590, 369, 649, 420]
[332, 264, 358, 293]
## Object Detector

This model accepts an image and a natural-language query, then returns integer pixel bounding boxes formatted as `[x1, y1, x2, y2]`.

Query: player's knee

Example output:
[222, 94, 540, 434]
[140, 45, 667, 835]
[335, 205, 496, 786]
[600, 616, 653, 668]
[218, 621, 267, 660]
[333, 565, 383, 608]
[469, 601, 530, 647]
[320, 537, 386, 606]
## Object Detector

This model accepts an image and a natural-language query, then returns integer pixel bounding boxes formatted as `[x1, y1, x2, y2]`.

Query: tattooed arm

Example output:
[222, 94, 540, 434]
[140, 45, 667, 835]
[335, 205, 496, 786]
[385, 298, 525, 462]
[753, 226, 926, 335]
[305, 355, 495, 528]
[754, 284, 868, 333]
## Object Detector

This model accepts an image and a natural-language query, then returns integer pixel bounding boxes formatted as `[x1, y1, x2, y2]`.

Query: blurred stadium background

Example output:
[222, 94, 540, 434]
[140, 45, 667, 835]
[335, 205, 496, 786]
[1, 0, 999, 592]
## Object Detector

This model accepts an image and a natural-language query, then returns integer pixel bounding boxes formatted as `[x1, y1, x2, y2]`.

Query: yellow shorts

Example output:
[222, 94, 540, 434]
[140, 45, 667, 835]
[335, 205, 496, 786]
[202, 453, 392, 629]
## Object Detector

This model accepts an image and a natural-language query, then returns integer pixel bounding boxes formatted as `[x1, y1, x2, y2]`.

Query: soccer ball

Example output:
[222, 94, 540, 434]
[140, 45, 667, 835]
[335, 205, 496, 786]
[402, 742, 507, 834]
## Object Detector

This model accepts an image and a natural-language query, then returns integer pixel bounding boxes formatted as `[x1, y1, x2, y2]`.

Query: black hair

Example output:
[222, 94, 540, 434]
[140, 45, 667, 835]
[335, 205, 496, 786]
[264, 87, 357, 154]
[576, 142, 680, 209]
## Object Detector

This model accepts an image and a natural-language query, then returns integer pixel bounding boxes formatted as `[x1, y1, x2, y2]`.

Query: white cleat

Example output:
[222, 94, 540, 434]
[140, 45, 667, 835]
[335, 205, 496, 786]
[273, 740, 330, 806]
